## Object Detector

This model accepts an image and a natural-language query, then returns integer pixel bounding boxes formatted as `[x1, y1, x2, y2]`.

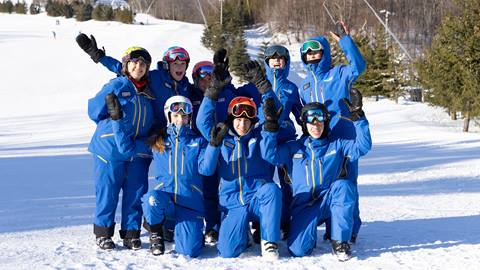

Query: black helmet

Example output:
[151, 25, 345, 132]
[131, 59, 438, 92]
[300, 102, 330, 138]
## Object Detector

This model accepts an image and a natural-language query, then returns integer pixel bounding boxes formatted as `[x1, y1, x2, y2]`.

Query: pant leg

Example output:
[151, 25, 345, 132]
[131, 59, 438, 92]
[287, 202, 321, 257]
[202, 172, 221, 232]
[249, 182, 282, 243]
[121, 157, 151, 231]
[278, 166, 293, 229]
[348, 159, 362, 236]
[93, 156, 125, 234]
[142, 190, 174, 227]
[217, 206, 250, 258]
[174, 206, 205, 257]
[328, 180, 356, 242]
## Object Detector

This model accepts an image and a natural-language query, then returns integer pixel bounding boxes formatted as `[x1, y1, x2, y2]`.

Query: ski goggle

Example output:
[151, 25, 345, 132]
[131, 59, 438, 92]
[196, 65, 214, 79]
[164, 49, 190, 63]
[169, 102, 192, 114]
[303, 108, 326, 123]
[300, 40, 323, 54]
[231, 104, 256, 119]
[122, 48, 152, 64]
[264, 45, 289, 60]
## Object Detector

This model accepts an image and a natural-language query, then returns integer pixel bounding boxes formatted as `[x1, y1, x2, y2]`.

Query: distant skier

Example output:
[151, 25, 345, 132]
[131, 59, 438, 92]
[262, 88, 372, 261]
[52, 31, 56, 39]
[142, 95, 210, 257]
[298, 21, 367, 243]
[87, 47, 155, 250]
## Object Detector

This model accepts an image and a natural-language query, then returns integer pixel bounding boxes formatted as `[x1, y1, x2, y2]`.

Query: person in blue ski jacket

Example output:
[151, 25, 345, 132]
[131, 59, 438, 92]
[87, 47, 155, 250]
[298, 22, 366, 242]
[199, 95, 282, 260]
[142, 95, 210, 257]
[76, 34, 191, 128]
[261, 88, 371, 261]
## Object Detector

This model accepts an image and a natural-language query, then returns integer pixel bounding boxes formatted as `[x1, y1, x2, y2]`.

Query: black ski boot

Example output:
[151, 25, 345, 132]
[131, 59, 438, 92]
[96, 237, 115, 250]
[204, 229, 219, 245]
[331, 240, 352, 262]
[252, 221, 261, 244]
[123, 238, 141, 250]
[149, 232, 165, 256]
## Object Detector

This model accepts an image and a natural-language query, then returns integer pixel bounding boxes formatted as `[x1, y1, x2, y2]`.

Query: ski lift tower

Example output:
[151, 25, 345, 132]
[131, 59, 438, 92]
[379, 9, 394, 49]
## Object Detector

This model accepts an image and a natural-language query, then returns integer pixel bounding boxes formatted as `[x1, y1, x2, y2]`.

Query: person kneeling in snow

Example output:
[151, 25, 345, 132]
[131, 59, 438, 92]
[142, 96, 210, 257]
[261, 89, 372, 261]
[200, 95, 282, 260]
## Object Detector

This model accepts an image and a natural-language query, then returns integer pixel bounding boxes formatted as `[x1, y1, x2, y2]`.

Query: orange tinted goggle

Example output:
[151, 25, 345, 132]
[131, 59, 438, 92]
[232, 104, 256, 118]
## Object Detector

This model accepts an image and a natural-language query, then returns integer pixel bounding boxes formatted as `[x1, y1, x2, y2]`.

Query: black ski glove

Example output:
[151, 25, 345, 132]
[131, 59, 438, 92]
[263, 98, 283, 132]
[105, 93, 123, 120]
[335, 22, 347, 39]
[213, 48, 231, 81]
[205, 49, 232, 100]
[210, 122, 228, 147]
[76, 33, 105, 63]
[242, 60, 272, 94]
[343, 88, 364, 121]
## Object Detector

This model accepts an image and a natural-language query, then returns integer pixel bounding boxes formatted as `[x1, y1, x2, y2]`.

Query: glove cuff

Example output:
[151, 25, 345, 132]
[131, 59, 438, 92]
[263, 121, 280, 132]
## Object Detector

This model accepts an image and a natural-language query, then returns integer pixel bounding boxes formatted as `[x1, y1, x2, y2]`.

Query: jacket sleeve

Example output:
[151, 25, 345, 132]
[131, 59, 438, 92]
[290, 85, 303, 125]
[99, 55, 123, 76]
[111, 117, 136, 158]
[340, 117, 372, 161]
[198, 142, 220, 176]
[87, 80, 120, 123]
[339, 35, 367, 84]
[260, 128, 292, 166]
[196, 96, 217, 140]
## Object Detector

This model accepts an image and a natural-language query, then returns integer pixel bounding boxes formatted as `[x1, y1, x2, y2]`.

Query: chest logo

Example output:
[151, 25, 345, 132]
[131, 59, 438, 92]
[121, 91, 131, 97]
[303, 82, 311, 90]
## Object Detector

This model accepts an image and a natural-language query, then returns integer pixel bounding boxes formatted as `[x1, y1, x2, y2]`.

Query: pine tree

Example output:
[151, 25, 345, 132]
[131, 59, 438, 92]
[14, 1, 27, 14]
[416, 0, 480, 131]
[75, 3, 93, 21]
[29, 2, 40, 14]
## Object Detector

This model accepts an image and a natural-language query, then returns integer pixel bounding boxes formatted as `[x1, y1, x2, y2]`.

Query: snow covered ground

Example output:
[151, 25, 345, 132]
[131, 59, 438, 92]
[1, 13, 479, 270]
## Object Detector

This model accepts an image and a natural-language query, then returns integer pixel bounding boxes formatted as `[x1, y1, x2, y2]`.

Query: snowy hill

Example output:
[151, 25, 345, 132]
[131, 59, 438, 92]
[0, 13, 479, 270]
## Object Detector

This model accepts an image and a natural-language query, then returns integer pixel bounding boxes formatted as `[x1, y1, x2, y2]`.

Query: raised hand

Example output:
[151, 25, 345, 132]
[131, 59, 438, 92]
[242, 60, 272, 94]
[76, 33, 105, 63]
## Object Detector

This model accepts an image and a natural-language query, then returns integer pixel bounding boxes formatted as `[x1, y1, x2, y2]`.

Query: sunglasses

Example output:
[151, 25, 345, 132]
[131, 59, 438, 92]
[197, 65, 214, 79]
[303, 108, 326, 124]
[300, 40, 323, 54]
[169, 102, 192, 114]
[265, 45, 289, 60]
[165, 51, 189, 63]
[232, 104, 256, 119]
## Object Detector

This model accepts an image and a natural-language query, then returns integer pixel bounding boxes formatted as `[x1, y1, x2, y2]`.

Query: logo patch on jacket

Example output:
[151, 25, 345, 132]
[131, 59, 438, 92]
[187, 142, 199, 147]
[323, 76, 334, 82]
[165, 142, 171, 147]
[293, 153, 304, 159]
[121, 91, 131, 97]
[164, 82, 172, 89]
[218, 97, 225, 102]
[325, 149, 337, 157]
[303, 82, 310, 90]
[193, 100, 201, 105]
[224, 141, 235, 149]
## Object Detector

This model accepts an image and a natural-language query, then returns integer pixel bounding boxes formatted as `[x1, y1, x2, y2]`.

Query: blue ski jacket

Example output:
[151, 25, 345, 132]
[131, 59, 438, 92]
[150, 125, 210, 213]
[200, 127, 277, 210]
[88, 76, 155, 161]
[264, 54, 302, 126]
[262, 117, 372, 208]
[99, 56, 191, 128]
[298, 35, 366, 130]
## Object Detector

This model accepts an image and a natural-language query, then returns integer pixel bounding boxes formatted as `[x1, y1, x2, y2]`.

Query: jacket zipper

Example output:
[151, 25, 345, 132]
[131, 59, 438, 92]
[237, 138, 245, 205]
[174, 136, 179, 203]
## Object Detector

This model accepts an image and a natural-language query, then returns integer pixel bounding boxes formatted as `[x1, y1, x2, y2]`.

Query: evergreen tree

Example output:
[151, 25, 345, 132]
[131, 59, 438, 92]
[3, 0, 14, 13]
[75, 2, 93, 21]
[114, 8, 133, 24]
[92, 4, 113, 21]
[14, 1, 27, 14]
[416, 0, 480, 131]
[29, 2, 40, 14]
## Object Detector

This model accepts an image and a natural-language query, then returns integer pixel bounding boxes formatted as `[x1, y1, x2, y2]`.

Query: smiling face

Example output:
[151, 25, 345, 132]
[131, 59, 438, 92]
[197, 75, 212, 93]
[233, 117, 252, 136]
[169, 60, 187, 81]
[306, 120, 324, 139]
[305, 50, 323, 62]
[127, 60, 147, 80]
[268, 56, 286, 69]
[170, 111, 189, 127]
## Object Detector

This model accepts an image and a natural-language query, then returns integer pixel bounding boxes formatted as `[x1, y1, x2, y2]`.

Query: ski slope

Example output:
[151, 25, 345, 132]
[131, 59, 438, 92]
[0, 13, 479, 270]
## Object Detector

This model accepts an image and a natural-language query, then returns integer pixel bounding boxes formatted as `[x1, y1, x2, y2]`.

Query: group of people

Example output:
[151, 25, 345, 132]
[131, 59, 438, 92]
[76, 21, 371, 261]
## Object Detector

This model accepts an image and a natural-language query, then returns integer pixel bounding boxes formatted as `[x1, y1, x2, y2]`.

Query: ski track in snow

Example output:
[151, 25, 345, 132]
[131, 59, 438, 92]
[1, 13, 479, 270]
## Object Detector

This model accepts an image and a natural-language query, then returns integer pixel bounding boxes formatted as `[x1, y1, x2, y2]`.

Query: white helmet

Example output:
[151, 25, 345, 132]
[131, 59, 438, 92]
[164, 95, 193, 125]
